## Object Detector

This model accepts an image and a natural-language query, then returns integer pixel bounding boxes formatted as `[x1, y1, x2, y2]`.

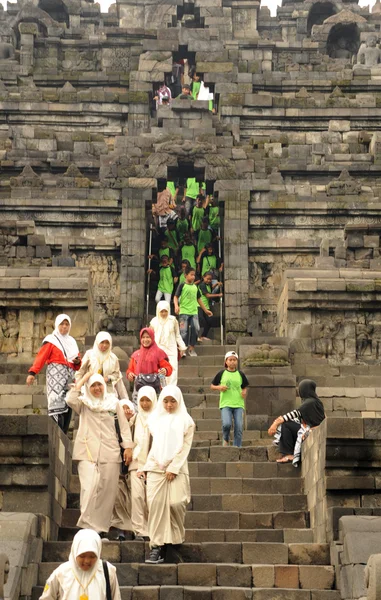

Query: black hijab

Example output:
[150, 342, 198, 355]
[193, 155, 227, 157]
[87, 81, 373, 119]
[298, 379, 325, 427]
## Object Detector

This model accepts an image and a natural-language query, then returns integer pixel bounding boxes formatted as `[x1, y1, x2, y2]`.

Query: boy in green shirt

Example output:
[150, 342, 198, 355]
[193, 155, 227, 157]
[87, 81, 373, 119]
[197, 218, 213, 254]
[211, 351, 249, 447]
[198, 271, 222, 341]
[191, 195, 207, 236]
[174, 266, 212, 357]
[181, 233, 197, 269]
[148, 254, 177, 305]
[176, 207, 189, 243]
[182, 178, 206, 218]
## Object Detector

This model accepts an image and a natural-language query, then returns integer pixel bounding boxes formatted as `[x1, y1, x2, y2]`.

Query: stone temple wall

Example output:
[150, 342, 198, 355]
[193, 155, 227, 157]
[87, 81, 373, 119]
[1, 0, 381, 358]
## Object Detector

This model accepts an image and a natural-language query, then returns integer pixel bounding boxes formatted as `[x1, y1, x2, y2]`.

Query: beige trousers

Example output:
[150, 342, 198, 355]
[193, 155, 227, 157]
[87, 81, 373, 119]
[166, 355, 178, 386]
[77, 460, 120, 533]
[130, 470, 148, 537]
[111, 473, 132, 531]
[146, 471, 190, 548]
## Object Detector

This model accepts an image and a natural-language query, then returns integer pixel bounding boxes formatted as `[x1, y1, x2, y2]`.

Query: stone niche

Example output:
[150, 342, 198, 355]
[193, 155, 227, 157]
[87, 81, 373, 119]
[277, 268, 381, 366]
[0, 266, 93, 358]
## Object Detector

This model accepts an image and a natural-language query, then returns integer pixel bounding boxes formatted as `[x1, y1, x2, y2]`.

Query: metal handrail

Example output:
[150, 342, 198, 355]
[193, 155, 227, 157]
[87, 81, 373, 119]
[146, 224, 154, 327]
[218, 225, 224, 346]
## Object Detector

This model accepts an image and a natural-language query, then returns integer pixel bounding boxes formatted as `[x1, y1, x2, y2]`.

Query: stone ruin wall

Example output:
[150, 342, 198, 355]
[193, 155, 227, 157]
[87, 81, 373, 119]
[1, 0, 381, 363]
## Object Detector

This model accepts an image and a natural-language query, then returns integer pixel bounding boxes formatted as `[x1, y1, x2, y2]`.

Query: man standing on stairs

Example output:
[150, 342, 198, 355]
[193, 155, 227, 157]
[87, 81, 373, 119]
[174, 266, 213, 357]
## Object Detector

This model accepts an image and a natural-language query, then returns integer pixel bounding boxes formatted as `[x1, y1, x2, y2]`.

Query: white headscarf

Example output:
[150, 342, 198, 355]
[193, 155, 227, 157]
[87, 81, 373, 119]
[80, 374, 118, 413]
[119, 398, 136, 415]
[147, 385, 194, 470]
[151, 300, 175, 348]
[43, 314, 79, 363]
[89, 332, 120, 378]
[133, 386, 157, 461]
[59, 529, 105, 600]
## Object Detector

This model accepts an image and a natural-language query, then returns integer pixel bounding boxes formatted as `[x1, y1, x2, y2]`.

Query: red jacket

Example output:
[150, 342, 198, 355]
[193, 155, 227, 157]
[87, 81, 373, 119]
[28, 342, 81, 375]
[126, 356, 173, 378]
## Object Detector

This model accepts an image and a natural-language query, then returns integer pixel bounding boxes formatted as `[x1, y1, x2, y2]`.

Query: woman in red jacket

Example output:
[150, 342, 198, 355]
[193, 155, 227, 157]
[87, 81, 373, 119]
[26, 314, 81, 433]
[127, 328, 172, 405]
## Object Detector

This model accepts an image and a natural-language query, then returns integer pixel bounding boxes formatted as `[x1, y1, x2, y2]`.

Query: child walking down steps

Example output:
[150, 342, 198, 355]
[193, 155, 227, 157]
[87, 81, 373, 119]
[211, 351, 249, 448]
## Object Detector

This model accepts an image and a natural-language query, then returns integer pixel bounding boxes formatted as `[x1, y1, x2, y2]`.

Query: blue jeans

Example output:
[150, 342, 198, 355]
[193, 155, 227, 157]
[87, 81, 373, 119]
[179, 314, 200, 347]
[220, 407, 244, 447]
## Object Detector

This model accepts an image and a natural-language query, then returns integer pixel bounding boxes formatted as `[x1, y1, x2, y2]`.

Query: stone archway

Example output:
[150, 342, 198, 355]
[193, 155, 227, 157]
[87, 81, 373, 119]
[327, 22, 360, 58]
[307, 1, 336, 35]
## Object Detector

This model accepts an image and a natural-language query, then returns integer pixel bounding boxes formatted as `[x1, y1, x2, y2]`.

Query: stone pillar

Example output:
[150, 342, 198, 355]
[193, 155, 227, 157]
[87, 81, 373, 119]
[231, 0, 259, 40]
[222, 190, 249, 342]
[18, 22, 38, 75]
[119, 185, 152, 331]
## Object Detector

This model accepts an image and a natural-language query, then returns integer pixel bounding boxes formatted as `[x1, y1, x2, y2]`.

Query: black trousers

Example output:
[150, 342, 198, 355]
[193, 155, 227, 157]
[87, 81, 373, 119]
[52, 407, 72, 435]
[279, 420, 301, 455]
[198, 308, 219, 338]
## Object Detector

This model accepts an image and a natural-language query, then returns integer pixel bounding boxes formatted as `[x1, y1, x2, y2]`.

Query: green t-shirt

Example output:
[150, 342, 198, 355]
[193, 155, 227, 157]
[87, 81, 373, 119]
[201, 253, 217, 276]
[159, 247, 170, 259]
[165, 228, 179, 251]
[175, 282, 201, 316]
[197, 229, 212, 254]
[179, 272, 186, 284]
[192, 207, 204, 232]
[167, 181, 176, 198]
[199, 281, 211, 310]
[158, 265, 174, 294]
[176, 218, 189, 241]
[181, 244, 196, 269]
[186, 178, 206, 200]
[209, 206, 220, 229]
[211, 369, 249, 409]
[191, 81, 201, 100]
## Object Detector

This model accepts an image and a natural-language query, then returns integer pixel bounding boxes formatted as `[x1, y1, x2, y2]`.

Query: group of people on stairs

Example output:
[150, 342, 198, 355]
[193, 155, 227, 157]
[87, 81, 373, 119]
[27, 313, 326, 596]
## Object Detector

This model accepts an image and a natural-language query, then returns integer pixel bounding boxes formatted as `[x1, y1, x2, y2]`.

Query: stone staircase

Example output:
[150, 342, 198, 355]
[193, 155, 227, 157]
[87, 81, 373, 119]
[30, 342, 339, 600]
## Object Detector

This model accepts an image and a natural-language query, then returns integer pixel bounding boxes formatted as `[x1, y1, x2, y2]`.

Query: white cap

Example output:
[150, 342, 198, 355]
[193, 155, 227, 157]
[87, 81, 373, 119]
[225, 351, 239, 361]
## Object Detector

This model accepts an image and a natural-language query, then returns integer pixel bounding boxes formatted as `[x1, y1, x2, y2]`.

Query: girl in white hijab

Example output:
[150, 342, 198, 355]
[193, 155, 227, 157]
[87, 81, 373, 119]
[150, 301, 187, 385]
[39, 529, 121, 600]
[128, 386, 157, 540]
[66, 372, 133, 536]
[27, 314, 81, 434]
[143, 385, 194, 564]
[75, 332, 129, 400]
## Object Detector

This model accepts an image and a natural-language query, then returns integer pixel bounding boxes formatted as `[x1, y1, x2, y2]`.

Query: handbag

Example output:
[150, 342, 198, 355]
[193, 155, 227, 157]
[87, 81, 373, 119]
[103, 561, 112, 600]
[114, 416, 129, 475]
[135, 373, 161, 393]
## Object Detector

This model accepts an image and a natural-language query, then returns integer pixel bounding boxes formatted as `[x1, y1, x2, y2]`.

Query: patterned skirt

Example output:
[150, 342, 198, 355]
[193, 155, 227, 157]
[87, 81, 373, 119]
[46, 362, 74, 417]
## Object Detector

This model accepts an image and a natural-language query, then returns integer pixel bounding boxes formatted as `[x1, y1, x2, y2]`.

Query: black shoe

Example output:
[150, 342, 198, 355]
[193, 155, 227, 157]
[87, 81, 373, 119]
[145, 546, 164, 564]
[99, 532, 110, 541]
[117, 532, 126, 541]
[135, 535, 145, 541]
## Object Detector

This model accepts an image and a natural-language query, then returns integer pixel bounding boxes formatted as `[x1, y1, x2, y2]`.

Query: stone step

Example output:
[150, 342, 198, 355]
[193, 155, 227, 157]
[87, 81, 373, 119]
[193, 431, 261, 442]
[57, 526, 313, 544]
[188, 445, 278, 463]
[61, 509, 310, 530]
[188, 462, 301, 478]
[37, 558, 335, 589]
[66, 490, 306, 512]
[0, 384, 46, 409]
[41, 541, 330, 566]
[33, 586, 341, 600]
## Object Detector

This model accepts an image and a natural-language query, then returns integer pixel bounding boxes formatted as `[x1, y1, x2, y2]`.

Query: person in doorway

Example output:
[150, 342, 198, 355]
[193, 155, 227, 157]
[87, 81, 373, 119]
[154, 81, 172, 109]
[198, 271, 222, 341]
[191, 195, 208, 239]
[211, 351, 249, 448]
[267, 379, 325, 466]
[176, 207, 189, 243]
[75, 331, 128, 400]
[208, 195, 220, 233]
[129, 386, 157, 540]
[150, 300, 187, 385]
[148, 254, 178, 306]
[197, 218, 213, 254]
[144, 385, 195, 564]
[180, 232, 197, 270]
[66, 373, 133, 537]
[177, 83, 192, 99]
[27, 314, 81, 434]
[182, 178, 206, 219]
[111, 399, 135, 541]
[197, 243, 223, 279]
[174, 266, 212, 357]
[39, 529, 121, 600]
[165, 219, 180, 254]
[126, 328, 173, 399]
